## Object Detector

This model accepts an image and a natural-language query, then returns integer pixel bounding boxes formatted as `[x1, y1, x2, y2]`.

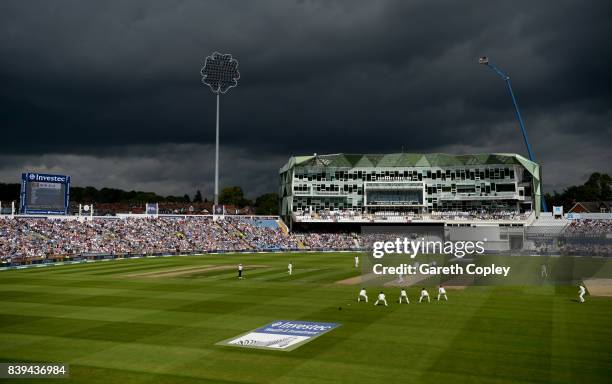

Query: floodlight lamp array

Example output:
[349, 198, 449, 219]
[201, 52, 240, 94]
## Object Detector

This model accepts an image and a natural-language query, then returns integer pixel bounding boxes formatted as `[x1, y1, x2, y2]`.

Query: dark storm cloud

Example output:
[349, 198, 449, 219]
[0, 0, 610, 196]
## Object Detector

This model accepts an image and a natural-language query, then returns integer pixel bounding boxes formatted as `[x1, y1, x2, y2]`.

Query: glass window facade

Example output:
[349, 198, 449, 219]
[279, 153, 541, 225]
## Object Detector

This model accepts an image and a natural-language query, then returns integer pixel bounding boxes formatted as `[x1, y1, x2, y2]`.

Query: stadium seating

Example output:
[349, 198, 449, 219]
[0, 216, 352, 261]
[2, 214, 611, 263]
[293, 209, 533, 223]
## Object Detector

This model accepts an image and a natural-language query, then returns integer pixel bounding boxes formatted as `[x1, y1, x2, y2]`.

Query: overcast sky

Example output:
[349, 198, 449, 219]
[1, 0, 610, 198]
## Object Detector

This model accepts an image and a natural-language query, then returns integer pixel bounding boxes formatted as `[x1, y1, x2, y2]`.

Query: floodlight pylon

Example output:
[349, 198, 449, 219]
[201, 52, 240, 206]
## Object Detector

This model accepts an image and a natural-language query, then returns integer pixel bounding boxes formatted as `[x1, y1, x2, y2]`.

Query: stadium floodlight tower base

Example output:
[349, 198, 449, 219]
[201, 52, 240, 207]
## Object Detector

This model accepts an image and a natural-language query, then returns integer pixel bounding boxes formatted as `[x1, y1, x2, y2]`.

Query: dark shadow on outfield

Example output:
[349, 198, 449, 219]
[416, 286, 555, 383]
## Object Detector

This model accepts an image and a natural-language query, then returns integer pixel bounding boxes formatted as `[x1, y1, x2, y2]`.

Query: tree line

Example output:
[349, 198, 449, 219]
[0, 183, 279, 215]
[545, 172, 611, 210]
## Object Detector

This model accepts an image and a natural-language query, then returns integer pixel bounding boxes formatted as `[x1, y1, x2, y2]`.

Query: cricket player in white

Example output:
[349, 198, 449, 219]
[419, 288, 430, 303]
[437, 285, 448, 301]
[358, 288, 368, 302]
[288, 262, 293, 275]
[354, 256, 359, 268]
[374, 291, 388, 306]
[238, 264, 243, 279]
[541, 264, 548, 278]
[399, 288, 409, 304]
[579, 284, 586, 303]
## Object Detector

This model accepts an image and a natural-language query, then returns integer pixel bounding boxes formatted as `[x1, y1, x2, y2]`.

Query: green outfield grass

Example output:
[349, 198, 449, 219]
[1, 253, 611, 384]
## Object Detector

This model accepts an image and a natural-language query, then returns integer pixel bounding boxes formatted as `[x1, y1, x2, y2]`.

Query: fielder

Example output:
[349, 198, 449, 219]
[399, 288, 409, 304]
[419, 287, 430, 303]
[354, 255, 359, 268]
[579, 284, 586, 303]
[374, 291, 388, 306]
[437, 285, 448, 301]
[541, 264, 548, 278]
[358, 288, 368, 303]
[288, 262, 293, 275]
[237, 263, 243, 279]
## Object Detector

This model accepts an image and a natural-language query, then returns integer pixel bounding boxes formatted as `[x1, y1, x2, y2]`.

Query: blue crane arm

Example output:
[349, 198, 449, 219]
[485, 63, 510, 81]
[484, 63, 535, 161]
[483, 62, 547, 212]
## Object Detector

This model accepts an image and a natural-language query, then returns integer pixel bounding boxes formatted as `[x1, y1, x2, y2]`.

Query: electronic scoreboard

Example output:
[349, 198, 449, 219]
[20, 172, 70, 215]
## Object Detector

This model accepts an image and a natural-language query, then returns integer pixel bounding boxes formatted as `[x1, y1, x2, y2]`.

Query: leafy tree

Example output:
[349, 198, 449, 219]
[254, 193, 279, 215]
[0, 182, 194, 204]
[545, 172, 612, 210]
[193, 190, 203, 203]
[219, 186, 251, 207]
[0, 183, 20, 202]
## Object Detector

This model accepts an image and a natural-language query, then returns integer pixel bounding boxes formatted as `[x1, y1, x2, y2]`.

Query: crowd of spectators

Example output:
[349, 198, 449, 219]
[558, 242, 612, 256]
[564, 219, 612, 236]
[525, 219, 612, 255]
[3, 215, 610, 264]
[294, 209, 532, 222]
[429, 210, 531, 221]
[223, 217, 299, 250]
[0, 216, 346, 262]
[558, 219, 612, 255]
[295, 232, 360, 250]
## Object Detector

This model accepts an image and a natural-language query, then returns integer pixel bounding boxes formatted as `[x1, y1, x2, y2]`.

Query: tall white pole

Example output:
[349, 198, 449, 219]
[202, 52, 238, 207]
[214, 93, 220, 206]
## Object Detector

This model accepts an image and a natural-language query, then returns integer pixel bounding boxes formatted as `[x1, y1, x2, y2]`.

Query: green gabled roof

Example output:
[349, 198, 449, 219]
[398, 153, 424, 166]
[414, 155, 431, 167]
[279, 155, 314, 173]
[354, 155, 376, 167]
[424, 153, 467, 167]
[364, 154, 384, 165]
[342, 154, 364, 166]
[317, 154, 352, 167]
[377, 153, 403, 167]
[280, 153, 536, 171]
